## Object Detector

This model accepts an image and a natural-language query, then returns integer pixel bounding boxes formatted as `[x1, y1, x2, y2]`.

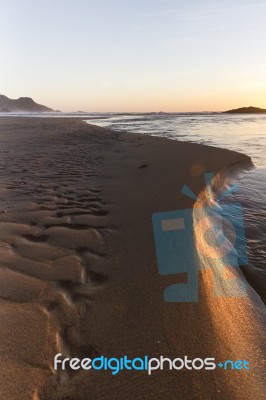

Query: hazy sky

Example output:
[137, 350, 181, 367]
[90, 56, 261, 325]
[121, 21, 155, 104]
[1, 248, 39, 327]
[1, 0, 266, 112]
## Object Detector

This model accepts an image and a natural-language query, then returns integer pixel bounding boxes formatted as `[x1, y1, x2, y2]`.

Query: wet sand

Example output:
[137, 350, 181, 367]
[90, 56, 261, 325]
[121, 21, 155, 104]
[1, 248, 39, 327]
[0, 117, 265, 399]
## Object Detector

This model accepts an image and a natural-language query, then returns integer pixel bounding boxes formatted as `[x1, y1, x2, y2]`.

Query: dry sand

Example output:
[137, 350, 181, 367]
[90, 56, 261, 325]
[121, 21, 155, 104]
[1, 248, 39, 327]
[0, 117, 265, 399]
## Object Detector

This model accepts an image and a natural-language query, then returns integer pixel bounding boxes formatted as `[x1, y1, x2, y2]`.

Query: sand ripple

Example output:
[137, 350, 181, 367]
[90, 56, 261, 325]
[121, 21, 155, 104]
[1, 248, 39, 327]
[0, 118, 117, 399]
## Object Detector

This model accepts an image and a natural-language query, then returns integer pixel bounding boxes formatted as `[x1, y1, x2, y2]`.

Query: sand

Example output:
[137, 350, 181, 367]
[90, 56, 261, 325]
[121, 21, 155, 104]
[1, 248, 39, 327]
[0, 117, 265, 399]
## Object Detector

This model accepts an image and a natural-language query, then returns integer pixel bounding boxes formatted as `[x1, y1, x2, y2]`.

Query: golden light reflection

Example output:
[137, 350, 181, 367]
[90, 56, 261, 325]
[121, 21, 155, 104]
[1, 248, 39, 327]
[192, 171, 266, 397]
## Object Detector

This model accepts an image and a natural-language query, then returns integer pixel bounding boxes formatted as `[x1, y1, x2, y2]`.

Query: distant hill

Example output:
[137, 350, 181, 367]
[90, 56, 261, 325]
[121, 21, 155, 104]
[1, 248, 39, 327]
[224, 106, 266, 114]
[0, 94, 53, 112]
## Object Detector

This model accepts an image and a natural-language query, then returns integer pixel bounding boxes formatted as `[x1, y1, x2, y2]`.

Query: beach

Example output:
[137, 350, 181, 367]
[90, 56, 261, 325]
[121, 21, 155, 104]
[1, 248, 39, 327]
[0, 117, 265, 399]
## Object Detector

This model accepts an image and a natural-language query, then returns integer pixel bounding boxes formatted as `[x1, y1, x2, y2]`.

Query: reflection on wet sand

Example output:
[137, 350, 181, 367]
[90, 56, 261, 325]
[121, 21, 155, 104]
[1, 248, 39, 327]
[193, 170, 266, 399]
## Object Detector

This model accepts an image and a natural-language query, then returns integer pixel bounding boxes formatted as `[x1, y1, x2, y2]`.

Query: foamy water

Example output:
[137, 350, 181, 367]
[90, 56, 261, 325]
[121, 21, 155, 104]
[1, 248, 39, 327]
[86, 113, 266, 303]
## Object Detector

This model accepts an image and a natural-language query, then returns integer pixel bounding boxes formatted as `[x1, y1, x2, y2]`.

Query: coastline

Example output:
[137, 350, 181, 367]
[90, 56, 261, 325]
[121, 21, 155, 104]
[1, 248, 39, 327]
[193, 162, 266, 399]
[0, 117, 265, 399]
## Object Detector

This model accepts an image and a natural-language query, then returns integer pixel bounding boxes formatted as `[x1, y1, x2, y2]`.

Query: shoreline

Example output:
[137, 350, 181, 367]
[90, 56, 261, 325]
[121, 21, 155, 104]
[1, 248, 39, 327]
[0, 117, 265, 399]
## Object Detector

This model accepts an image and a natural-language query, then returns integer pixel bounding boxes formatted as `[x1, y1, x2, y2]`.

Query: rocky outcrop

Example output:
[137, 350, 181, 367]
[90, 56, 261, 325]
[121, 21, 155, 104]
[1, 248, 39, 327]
[0, 94, 53, 112]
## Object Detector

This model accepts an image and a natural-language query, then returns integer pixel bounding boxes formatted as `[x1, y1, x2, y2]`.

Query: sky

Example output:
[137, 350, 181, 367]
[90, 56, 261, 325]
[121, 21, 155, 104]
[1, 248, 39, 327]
[1, 0, 266, 112]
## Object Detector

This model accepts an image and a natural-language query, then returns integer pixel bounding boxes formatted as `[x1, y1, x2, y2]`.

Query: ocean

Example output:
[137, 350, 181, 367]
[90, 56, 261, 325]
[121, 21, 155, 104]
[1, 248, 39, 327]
[86, 113, 266, 304]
